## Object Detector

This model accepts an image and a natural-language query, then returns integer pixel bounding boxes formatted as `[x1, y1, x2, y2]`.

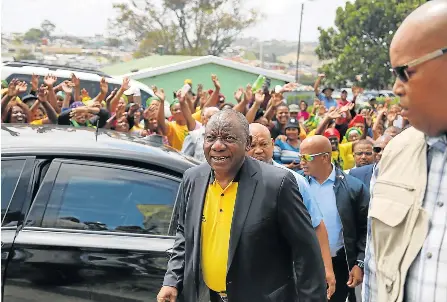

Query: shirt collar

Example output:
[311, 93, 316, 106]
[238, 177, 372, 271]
[310, 164, 336, 184]
[426, 135, 447, 153]
[209, 161, 243, 184]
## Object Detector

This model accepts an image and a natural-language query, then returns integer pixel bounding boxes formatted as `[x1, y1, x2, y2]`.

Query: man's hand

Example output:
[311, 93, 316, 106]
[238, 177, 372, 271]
[234, 87, 244, 103]
[326, 270, 336, 300]
[16, 81, 28, 95]
[100, 77, 108, 95]
[31, 74, 39, 91]
[154, 88, 166, 102]
[71, 73, 80, 87]
[62, 81, 74, 95]
[121, 77, 131, 91]
[211, 74, 220, 90]
[157, 286, 178, 302]
[81, 88, 90, 98]
[327, 108, 341, 120]
[347, 265, 363, 288]
[318, 73, 326, 78]
[254, 90, 265, 105]
[37, 85, 48, 101]
[244, 84, 253, 102]
[44, 74, 57, 87]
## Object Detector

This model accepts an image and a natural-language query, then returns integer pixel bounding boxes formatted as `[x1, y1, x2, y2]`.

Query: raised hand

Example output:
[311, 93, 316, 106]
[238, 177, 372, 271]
[154, 88, 165, 102]
[16, 81, 28, 94]
[71, 73, 80, 87]
[122, 77, 131, 91]
[37, 85, 48, 101]
[234, 87, 244, 102]
[7, 79, 19, 96]
[100, 77, 108, 95]
[44, 74, 57, 87]
[62, 81, 74, 94]
[281, 82, 298, 92]
[254, 90, 265, 105]
[31, 74, 39, 91]
[327, 108, 342, 119]
[211, 74, 220, 90]
[106, 88, 118, 103]
[244, 84, 253, 102]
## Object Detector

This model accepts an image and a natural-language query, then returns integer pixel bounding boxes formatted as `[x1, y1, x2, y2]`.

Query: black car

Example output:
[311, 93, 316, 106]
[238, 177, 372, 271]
[1, 124, 198, 302]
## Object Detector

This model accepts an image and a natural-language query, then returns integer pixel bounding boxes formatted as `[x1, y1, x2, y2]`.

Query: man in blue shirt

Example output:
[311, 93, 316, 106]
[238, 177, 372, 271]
[247, 123, 336, 300]
[314, 73, 337, 109]
[300, 135, 369, 302]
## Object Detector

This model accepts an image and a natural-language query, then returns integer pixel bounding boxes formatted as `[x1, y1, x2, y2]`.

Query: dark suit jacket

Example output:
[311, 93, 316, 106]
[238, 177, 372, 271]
[163, 157, 327, 302]
[303, 168, 369, 268]
[349, 164, 374, 192]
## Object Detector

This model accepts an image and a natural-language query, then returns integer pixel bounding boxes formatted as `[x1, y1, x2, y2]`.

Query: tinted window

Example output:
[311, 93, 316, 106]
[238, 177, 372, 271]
[41, 163, 179, 235]
[1, 160, 26, 221]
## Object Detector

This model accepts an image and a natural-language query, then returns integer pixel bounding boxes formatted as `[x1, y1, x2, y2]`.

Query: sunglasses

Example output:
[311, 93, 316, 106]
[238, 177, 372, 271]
[354, 151, 373, 156]
[391, 47, 447, 82]
[373, 146, 382, 153]
[299, 152, 329, 162]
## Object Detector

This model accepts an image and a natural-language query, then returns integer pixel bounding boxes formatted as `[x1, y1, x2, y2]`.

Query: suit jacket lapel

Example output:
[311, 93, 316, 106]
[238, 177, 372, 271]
[192, 167, 212, 278]
[227, 159, 258, 273]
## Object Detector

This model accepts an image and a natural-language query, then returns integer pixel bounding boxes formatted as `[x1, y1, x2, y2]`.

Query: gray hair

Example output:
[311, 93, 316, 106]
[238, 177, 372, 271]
[206, 109, 250, 141]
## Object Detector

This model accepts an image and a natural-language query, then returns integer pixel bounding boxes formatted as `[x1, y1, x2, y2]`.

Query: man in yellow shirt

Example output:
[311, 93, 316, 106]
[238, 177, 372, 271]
[158, 109, 326, 302]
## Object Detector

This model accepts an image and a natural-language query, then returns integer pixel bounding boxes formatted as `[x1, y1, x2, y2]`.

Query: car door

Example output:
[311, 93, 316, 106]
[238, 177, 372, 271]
[1, 157, 35, 294]
[3, 158, 181, 302]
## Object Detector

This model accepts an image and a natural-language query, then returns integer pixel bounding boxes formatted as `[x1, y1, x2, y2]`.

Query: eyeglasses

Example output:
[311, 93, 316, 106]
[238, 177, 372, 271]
[299, 152, 329, 162]
[354, 151, 373, 156]
[373, 146, 382, 153]
[391, 47, 447, 82]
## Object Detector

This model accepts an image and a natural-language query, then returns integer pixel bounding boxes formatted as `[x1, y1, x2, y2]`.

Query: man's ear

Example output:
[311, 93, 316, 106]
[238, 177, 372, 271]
[271, 138, 274, 146]
[245, 135, 253, 151]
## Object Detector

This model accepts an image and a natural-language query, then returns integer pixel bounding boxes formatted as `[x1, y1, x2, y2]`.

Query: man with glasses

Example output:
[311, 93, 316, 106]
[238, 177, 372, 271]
[247, 123, 336, 300]
[362, 1, 447, 302]
[300, 135, 369, 302]
[347, 140, 375, 173]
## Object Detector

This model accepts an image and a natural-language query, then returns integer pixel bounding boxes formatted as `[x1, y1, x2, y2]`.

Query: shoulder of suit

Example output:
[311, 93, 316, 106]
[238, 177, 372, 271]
[183, 162, 210, 178]
[350, 164, 374, 175]
[339, 169, 366, 191]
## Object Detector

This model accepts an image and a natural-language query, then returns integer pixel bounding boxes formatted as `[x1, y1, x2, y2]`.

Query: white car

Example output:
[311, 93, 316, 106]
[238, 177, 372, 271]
[1, 61, 171, 117]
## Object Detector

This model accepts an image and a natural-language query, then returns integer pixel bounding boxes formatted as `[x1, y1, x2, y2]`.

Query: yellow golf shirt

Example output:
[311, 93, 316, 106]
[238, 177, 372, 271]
[201, 179, 238, 292]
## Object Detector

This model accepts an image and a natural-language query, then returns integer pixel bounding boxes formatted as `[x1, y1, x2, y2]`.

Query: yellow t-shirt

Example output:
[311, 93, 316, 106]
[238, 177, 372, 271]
[331, 142, 354, 170]
[306, 129, 316, 137]
[201, 180, 238, 292]
[192, 110, 202, 123]
[30, 119, 43, 125]
[166, 121, 189, 151]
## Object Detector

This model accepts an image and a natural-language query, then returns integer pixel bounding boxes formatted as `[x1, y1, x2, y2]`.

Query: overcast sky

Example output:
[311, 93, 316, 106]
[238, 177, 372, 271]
[2, 0, 350, 42]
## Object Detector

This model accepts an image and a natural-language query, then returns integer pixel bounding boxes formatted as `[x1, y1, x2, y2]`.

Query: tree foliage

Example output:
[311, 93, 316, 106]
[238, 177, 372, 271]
[41, 20, 56, 38]
[110, 0, 259, 56]
[315, 0, 420, 89]
[24, 28, 44, 43]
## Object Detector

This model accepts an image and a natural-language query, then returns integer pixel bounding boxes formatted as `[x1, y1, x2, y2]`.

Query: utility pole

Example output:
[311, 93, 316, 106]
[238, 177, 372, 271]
[295, 3, 304, 83]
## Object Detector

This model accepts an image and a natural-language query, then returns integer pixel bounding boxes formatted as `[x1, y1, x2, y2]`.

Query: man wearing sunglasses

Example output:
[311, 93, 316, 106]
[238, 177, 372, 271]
[247, 123, 336, 300]
[300, 135, 369, 302]
[362, 1, 447, 302]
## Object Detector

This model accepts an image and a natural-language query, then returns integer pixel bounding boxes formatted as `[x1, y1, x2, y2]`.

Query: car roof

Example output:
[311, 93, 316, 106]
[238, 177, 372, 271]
[1, 124, 199, 175]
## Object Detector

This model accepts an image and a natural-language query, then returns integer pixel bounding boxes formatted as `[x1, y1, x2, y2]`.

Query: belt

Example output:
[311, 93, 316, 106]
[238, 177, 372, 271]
[210, 290, 228, 302]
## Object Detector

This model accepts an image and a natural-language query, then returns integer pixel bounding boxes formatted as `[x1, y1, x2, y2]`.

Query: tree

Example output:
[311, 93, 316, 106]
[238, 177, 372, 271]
[41, 20, 56, 38]
[107, 38, 122, 48]
[24, 28, 44, 43]
[315, 0, 420, 89]
[110, 0, 259, 56]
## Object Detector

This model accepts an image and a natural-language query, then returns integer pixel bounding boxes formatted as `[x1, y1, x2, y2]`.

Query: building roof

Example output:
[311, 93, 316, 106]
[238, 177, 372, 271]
[101, 55, 199, 76]
[121, 55, 295, 83]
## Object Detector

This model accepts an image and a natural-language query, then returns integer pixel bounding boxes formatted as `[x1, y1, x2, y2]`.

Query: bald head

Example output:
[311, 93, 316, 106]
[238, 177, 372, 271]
[300, 135, 332, 154]
[249, 123, 272, 139]
[390, 0, 447, 137]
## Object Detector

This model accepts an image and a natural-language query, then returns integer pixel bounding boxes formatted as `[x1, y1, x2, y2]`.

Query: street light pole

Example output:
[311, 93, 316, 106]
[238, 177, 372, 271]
[295, 2, 305, 83]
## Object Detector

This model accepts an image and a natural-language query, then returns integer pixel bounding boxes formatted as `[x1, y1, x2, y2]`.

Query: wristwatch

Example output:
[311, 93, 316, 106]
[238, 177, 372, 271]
[356, 260, 365, 270]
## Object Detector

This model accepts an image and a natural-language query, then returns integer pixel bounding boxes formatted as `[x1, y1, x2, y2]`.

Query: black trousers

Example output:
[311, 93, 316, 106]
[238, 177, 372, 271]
[330, 249, 350, 302]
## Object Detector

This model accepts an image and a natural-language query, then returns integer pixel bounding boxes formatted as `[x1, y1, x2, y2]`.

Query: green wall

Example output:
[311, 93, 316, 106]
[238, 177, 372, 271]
[137, 63, 287, 104]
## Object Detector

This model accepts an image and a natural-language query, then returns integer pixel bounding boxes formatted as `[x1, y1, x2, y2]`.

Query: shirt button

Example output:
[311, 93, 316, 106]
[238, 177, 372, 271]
[427, 252, 433, 259]
[221, 193, 224, 197]
[437, 201, 444, 207]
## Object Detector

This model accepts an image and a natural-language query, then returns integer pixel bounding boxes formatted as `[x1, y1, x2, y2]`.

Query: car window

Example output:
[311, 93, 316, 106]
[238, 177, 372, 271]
[40, 163, 179, 235]
[1, 159, 26, 221]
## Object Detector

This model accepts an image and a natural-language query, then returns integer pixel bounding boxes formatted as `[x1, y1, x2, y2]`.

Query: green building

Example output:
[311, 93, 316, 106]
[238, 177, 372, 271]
[102, 55, 294, 104]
